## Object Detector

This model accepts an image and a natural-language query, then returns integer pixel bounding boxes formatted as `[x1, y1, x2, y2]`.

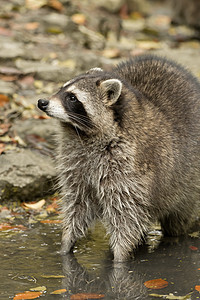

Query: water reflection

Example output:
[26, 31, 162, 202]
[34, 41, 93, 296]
[62, 253, 148, 299]
[61, 225, 200, 300]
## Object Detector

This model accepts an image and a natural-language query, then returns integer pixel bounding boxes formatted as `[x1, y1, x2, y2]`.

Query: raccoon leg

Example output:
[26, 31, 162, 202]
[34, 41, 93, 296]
[60, 197, 96, 255]
[160, 211, 194, 236]
[105, 212, 149, 262]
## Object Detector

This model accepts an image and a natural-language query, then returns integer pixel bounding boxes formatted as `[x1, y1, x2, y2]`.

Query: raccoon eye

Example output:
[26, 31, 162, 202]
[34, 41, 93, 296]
[67, 93, 78, 102]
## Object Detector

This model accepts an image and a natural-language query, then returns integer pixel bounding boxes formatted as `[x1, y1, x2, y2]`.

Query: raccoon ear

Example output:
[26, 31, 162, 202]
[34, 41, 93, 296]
[86, 67, 103, 74]
[100, 79, 122, 106]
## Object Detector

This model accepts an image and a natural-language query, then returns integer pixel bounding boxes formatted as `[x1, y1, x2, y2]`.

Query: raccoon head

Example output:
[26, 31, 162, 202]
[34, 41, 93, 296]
[37, 68, 123, 135]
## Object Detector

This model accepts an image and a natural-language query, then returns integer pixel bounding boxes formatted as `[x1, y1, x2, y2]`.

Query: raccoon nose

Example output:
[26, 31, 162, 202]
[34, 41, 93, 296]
[37, 99, 49, 111]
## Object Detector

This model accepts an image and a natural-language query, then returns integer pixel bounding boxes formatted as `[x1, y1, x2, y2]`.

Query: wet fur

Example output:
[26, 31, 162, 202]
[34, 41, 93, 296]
[47, 55, 200, 261]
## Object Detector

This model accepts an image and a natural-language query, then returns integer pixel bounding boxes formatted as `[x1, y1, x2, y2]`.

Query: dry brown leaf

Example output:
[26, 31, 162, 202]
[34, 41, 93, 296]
[0, 223, 27, 231]
[70, 293, 105, 300]
[0, 75, 18, 81]
[0, 94, 9, 107]
[40, 219, 61, 224]
[144, 278, 168, 289]
[48, 0, 64, 11]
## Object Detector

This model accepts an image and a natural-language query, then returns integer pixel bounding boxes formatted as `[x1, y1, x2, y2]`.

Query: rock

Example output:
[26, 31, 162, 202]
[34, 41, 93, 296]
[171, 0, 200, 29]
[43, 13, 77, 32]
[15, 59, 76, 82]
[0, 39, 25, 59]
[75, 26, 105, 50]
[0, 148, 56, 202]
[0, 81, 16, 95]
[95, 0, 124, 13]
[12, 118, 56, 145]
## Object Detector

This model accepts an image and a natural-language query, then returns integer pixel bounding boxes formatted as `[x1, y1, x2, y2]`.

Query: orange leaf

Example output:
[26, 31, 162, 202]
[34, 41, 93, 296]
[189, 246, 198, 251]
[0, 94, 9, 107]
[195, 285, 200, 292]
[144, 278, 168, 289]
[40, 219, 61, 224]
[13, 291, 42, 299]
[70, 293, 105, 300]
[0, 223, 27, 231]
[51, 289, 67, 294]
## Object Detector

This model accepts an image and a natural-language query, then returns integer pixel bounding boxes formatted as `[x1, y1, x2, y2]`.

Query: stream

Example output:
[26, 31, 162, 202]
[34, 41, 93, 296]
[0, 221, 200, 299]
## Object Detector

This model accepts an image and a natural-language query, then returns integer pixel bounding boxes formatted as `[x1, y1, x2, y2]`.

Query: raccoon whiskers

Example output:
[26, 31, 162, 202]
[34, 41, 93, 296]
[74, 125, 84, 147]
[67, 112, 94, 130]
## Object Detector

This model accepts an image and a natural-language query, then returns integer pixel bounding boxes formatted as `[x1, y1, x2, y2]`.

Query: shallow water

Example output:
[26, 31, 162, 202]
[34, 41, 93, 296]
[0, 222, 200, 299]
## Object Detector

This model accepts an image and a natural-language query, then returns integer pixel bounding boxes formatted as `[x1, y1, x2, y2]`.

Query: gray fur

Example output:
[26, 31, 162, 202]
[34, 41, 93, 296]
[38, 54, 200, 262]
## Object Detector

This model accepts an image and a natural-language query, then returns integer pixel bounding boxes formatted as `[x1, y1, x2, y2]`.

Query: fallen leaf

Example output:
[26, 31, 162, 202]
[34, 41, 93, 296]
[41, 274, 65, 278]
[189, 231, 200, 238]
[51, 289, 67, 294]
[195, 285, 200, 292]
[23, 199, 46, 210]
[30, 286, 46, 292]
[0, 143, 5, 154]
[46, 200, 59, 213]
[71, 14, 86, 25]
[149, 293, 192, 299]
[0, 223, 27, 231]
[0, 94, 9, 107]
[48, 0, 64, 11]
[0, 74, 18, 81]
[0, 123, 11, 136]
[12, 136, 27, 146]
[70, 293, 105, 300]
[189, 246, 198, 251]
[13, 291, 42, 299]
[40, 219, 61, 224]
[144, 278, 168, 289]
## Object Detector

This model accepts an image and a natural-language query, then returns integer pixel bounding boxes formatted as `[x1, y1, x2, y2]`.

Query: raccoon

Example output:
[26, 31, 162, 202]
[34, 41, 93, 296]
[37, 55, 200, 262]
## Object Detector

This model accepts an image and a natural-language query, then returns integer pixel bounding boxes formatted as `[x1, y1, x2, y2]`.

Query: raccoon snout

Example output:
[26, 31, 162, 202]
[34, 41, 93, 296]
[38, 99, 49, 112]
